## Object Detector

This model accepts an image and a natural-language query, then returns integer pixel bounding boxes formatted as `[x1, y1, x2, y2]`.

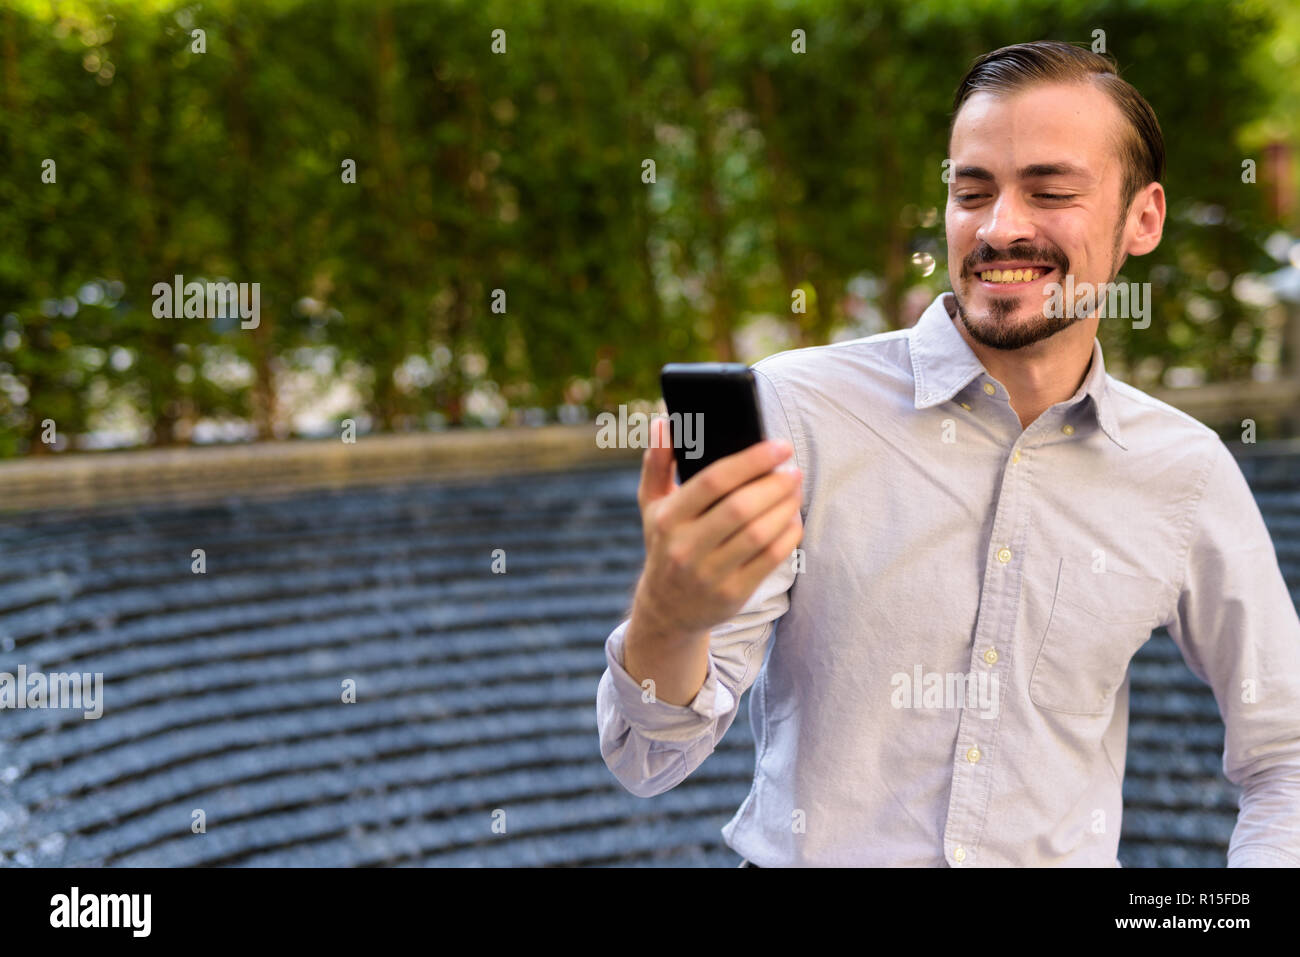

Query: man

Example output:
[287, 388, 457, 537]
[594, 41, 1300, 866]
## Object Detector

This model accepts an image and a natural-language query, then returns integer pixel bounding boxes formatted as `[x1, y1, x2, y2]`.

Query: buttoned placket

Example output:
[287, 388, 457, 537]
[941, 376, 1090, 865]
[942, 375, 1049, 867]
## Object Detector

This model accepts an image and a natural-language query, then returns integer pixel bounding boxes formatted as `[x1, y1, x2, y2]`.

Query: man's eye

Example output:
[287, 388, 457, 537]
[1037, 193, 1074, 201]
[955, 194, 988, 203]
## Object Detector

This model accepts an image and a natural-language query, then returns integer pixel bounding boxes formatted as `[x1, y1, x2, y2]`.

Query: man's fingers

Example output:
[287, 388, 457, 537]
[689, 467, 801, 554]
[671, 438, 794, 520]
[734, 504, 805, 583]
[703, 486, 802, 577]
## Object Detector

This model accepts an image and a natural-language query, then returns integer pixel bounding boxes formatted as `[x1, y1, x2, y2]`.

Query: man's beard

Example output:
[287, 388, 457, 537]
[953, 285, 1081, 350]
[951, 217, 1126, 351]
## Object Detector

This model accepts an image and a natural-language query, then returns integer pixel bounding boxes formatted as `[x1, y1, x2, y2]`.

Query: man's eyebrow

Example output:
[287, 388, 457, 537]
[952, 163, 1091, 181]
[1018, 162, 1090, 179]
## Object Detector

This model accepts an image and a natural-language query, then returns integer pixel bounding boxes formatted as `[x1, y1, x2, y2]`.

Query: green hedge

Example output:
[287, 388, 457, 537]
[0, 0, 1285, 455]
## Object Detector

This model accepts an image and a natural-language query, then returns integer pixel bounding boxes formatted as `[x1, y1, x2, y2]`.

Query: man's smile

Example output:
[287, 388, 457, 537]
[965, 257, 1063, 300]
[973, 264, 1056, 289]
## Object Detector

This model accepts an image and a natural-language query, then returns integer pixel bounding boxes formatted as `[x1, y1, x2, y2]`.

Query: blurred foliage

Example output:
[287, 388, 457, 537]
[0, 0, 1294, 456]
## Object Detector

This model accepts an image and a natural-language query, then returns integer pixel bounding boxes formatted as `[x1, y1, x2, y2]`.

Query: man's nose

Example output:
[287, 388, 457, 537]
[976, 193, 1035, 250]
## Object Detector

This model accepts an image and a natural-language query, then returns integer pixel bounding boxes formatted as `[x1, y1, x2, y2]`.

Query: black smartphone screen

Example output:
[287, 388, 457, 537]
[660, 363, 766, 483]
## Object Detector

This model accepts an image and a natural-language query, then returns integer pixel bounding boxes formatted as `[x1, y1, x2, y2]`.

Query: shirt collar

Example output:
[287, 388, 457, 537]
[908, 292, 1126, 450]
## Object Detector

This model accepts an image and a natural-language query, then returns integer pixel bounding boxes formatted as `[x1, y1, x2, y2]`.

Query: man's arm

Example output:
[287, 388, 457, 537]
[596, 369, 805, 797]
[1165, 441, 1300, 866]
[597, 559, 797, 797]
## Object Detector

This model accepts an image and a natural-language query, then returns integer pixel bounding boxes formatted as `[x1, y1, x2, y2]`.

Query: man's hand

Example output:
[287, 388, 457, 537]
[630, 415, 803, 646]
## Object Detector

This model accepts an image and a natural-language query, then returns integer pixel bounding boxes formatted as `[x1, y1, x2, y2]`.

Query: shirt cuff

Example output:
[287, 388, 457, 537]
[1227, 843, 1300, 867]
[603, 619, 735, 742]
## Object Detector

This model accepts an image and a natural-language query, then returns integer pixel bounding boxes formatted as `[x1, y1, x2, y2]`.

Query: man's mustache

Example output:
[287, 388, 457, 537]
[962, 245, 1068, 274]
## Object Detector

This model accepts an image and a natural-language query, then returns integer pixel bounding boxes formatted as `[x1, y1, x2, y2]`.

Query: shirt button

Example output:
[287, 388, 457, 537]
[959, 401, 971, 410]
[966, 747, 981, 763]
[1011, 449, 1021, 464]
[1062, 424, 1075, 435]
[982, 382, 996, 395]
[953, 846, 967, 863]
[996, 546, 1012, 564]
[983, 648, 998, 665]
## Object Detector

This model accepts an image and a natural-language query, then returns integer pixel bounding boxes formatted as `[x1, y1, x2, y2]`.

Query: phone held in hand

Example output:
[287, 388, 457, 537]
[660, 363, 766, 483]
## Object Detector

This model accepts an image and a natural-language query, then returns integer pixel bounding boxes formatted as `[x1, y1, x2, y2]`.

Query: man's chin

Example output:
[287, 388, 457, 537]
[953, 295, 1075, 351]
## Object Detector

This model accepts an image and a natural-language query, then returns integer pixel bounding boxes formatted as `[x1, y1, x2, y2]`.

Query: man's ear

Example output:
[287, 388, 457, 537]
[1125, 181, 1165, 257]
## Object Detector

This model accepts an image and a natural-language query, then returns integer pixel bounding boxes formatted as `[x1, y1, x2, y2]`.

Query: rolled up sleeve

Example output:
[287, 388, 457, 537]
[596, 572, 791, 797]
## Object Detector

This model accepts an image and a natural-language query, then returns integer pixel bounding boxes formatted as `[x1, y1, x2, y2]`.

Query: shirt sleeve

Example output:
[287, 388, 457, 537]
[595, 367, 804, 798]
[1165, 440, 1300, 867]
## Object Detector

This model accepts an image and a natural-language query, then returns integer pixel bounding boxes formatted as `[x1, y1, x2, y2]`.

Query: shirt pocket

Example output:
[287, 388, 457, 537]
[1029, 558, 1162, 716]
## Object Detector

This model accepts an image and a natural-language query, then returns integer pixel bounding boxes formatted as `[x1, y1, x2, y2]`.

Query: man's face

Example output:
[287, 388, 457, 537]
[945, 81, 1131, 351]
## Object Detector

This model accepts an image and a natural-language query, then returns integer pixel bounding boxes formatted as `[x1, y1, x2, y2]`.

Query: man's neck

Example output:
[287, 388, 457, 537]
[944, 293, 1095, 431]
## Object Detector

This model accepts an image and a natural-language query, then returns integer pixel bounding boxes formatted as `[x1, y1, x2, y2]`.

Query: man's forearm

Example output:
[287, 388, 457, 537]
[622, 601, 712, 707]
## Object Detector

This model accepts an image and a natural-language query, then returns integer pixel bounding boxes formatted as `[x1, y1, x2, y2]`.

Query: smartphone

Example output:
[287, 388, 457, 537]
[660, 363, 766, 483]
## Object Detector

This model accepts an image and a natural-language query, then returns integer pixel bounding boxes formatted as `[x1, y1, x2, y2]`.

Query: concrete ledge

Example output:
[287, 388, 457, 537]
[1, 420, 1295, 515]
[1149, 379, 1300, 427]
[0, 425, 642, 513]
[1230, 437, 1300, 457]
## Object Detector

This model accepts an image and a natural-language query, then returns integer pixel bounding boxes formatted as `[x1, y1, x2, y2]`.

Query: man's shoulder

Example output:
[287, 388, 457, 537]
[1104, 376, 1244, 493]
[1105, 376, 1222, 450]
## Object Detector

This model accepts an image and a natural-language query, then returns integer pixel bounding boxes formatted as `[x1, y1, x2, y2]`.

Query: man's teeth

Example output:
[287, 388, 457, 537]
[978, 268, 1047, 283]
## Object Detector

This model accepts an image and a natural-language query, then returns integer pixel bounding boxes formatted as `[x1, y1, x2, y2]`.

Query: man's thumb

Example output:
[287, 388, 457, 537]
[639, 415, 677, 504]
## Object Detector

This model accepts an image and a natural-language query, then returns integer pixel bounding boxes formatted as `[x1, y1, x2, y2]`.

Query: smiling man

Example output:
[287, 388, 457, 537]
[596, 41, 1300, 867]
[945, 44, 1165, 427]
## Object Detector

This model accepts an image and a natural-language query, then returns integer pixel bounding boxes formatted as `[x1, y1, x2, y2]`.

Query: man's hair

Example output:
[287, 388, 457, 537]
[950, 41, 1165, 215]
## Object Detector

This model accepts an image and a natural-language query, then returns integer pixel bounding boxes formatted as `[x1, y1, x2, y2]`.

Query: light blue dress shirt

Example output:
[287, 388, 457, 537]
[596, 291, 1300, 867]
